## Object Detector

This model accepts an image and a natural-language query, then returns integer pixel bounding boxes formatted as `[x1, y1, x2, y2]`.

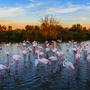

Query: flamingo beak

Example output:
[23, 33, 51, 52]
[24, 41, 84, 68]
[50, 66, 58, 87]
[35, 47, 38, 49]
[7, 54, 10, 56]
[52, 43, 54, 45]
[27, 52, 29, 54]
[20, 57, 23, 59]
[75, 57, 77, 60]
[48, 61, 52, 64]
[69, 65, 75, 69]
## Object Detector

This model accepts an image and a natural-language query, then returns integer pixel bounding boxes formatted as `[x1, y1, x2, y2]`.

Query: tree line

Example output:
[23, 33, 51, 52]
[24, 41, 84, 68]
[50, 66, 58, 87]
[0, 15, 90, 42]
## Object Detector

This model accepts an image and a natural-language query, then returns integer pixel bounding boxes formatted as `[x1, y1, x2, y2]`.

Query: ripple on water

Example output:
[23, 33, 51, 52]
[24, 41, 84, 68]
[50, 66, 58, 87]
[0, 41, 90, 89]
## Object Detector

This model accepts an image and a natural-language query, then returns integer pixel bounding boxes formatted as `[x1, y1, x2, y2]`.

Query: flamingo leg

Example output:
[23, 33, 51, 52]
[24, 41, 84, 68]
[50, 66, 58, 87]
[51, 63, 55, 68]
[36, 66, 38, 72]
[46, 64, 50, 75]
[0, 70, 3, 77]
[15, 61, 18, 70]
[71, 69, 75, 80]
[7, 55, 9, 63]
[2, 69, 9, 77]
[89, 62, 90, 72]
[59, 58, 62, 65]
[57, 56, 59, 63]
[68, 69, 69, 80]
[44, 64, 45, 74]
[24, 55, 26, 61]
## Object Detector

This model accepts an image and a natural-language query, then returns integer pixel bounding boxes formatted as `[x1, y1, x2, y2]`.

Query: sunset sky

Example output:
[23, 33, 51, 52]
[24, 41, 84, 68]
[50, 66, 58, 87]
[0, 0, 90, 29]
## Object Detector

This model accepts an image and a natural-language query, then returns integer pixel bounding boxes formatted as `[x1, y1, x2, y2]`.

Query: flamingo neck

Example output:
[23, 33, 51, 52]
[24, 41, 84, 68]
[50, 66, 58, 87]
[37, 48, 40, 61]
[20, 46, 22, 54]
[4, 46, 6, 52]
[10, 59, 15, 65]
[54, 42, 56, 49]
[63, 58, 66, 67]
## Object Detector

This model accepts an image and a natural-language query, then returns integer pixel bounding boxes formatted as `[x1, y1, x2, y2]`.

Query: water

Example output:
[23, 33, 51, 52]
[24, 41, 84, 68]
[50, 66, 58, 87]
[0, 40, 90, 90]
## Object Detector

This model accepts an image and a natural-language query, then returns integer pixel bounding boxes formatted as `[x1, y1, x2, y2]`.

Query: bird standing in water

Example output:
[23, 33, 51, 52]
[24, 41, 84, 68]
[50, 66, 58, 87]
[63, 57, 75, 80]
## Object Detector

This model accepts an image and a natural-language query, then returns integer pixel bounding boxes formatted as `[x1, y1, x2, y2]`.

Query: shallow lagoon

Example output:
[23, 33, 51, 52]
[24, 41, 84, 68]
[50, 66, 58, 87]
[0, 40, 90, 90]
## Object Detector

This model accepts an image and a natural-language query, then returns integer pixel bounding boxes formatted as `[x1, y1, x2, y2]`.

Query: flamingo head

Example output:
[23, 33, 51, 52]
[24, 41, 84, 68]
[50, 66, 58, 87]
[35, 47, 39, 50]
[19, 45, 22, 49]
[69, 65, 75, 69]
[52, 42, 54, 45]
[47, 61, 52, 64]
[7, 53, 10, 56]
[75, 57, 78, 60]
[19, 56, 23, 59]
[26, 52, 29, 54]
[5, 66, 10, 71]
[35, 47, 37, 49]
[62, 56, 65, 60]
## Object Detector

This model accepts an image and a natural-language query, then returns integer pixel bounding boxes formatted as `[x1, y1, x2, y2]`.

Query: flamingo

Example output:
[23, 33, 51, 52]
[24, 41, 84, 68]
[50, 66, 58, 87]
[39, 52, 44, 58]
[45, 47, 50, 57]
[86, 55, 90, 71]
[32, 41, 38, 53]
[48, 55, 57, 61]
[57, 38, 62, 43]
[16, 43, 19, 47]
[72, 45, 77, 52]
[52, 41, 57, 52]
[10, 54, 22, 70]
[55, 51, 64, 64]
[0, 64, 10, 77]
[87, 44, 90, 55]
[20, 45, 29, 61]
[5, 42, 11, 47]
[28, 46, 32, 56]
[36, 47, 52, 74]
[63, 57, 75, 80]
[4, 45, 10, 63]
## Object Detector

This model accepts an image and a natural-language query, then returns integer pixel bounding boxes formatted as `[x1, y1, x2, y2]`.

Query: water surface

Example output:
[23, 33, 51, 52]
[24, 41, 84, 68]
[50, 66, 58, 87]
[0, 40, 90, 90]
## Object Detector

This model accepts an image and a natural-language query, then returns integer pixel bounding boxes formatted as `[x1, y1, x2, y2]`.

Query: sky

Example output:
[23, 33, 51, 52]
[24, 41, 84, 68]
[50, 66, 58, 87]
[0, 0, 90, 29]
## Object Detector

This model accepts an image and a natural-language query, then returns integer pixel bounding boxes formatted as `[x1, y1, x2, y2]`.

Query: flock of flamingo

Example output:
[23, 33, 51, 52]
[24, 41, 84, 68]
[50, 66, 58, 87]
[0, 39, 90, 81]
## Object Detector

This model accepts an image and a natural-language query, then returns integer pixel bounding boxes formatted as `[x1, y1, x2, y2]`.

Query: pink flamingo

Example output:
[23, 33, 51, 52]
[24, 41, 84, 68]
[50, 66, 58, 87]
[75, 52, 81, 67]
[45, 47, 50, 57]
[36, 47, 52, 74]
[55, 51, 64, 64]
[75, 53, 80, 60]
[48, 54, 57, 61]
[57, 38, 62, 43]
[63, 57, 75, 80]
[16, 43, 19, 47]
[86, 55, 90, 71]
[5, 42, 11, 47]
[0, 64, 10, 77]
[52, 41, 57, 53]
[4, 45, 10, 63]
[28, 46, 32, 56]
[10, 54, 22, 70]
[20, 45, 29, 61]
